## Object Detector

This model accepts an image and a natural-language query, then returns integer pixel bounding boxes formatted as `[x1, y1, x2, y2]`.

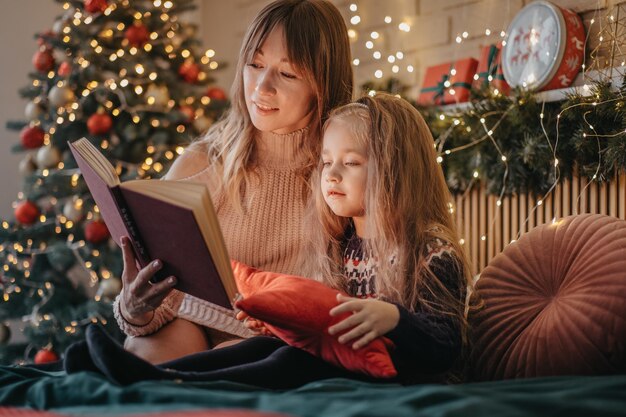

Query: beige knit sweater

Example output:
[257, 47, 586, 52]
[113, 127, 311, 337]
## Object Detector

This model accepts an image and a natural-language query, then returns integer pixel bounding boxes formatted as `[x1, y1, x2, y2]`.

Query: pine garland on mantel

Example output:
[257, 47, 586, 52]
[361, 78, 626, 197]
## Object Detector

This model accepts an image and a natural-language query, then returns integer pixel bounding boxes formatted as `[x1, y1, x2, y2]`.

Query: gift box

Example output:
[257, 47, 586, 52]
[473, 43, 510, 95]
[418, 57, 478, 106]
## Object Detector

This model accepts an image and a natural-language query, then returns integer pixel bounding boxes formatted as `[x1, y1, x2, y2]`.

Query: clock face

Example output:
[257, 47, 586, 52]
[502, 2, 564, 90]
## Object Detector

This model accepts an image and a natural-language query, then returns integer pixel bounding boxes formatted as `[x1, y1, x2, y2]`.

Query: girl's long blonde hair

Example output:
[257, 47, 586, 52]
[191, 0, 353, 207]
[306, 93, 473, 333]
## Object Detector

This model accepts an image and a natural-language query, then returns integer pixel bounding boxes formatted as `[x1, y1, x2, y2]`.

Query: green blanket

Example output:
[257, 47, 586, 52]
[1, 366, 625, 416]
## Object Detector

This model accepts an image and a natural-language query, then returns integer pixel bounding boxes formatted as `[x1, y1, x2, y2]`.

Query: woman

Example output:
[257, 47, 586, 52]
[114, 0, 354, 364]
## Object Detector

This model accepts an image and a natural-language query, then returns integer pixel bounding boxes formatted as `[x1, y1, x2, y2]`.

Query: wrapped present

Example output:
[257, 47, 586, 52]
[473, 43, 511, 95]
[418, 57, 478, 106]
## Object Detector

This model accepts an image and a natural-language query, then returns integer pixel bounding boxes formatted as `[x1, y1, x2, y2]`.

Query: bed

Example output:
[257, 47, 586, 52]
[1, 366, 626, 416]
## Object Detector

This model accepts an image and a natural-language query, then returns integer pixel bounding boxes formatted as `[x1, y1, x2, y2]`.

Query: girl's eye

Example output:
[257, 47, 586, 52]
[345, 161, 360, 166]
[247, 63, 261, 69]
[281, 72, 297, 79]
[321, 161, 331, 167]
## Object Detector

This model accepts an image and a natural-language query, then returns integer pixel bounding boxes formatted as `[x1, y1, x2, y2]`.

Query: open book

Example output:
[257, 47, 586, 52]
[69, 138, 237, 310]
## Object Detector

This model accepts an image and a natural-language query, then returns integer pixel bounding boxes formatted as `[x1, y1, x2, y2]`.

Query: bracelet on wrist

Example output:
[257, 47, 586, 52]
[119, 304, 155, 328]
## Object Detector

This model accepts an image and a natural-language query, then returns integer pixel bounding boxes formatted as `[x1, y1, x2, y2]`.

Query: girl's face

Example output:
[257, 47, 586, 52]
[321, 120, 368, 221]
[243, 25, 316, 135]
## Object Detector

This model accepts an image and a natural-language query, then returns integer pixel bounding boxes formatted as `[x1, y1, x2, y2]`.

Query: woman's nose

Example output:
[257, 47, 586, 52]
[255, 70, 277, 96]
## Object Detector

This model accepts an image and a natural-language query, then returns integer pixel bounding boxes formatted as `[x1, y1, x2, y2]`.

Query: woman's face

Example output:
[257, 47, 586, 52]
[243, 25, 316, 134]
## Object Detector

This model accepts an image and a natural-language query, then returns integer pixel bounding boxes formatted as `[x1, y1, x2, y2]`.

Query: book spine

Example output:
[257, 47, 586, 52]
[109, 185, 151, 266]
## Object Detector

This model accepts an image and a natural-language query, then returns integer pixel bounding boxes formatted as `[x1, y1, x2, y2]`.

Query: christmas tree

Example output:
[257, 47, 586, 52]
[0, 0, 228, 365]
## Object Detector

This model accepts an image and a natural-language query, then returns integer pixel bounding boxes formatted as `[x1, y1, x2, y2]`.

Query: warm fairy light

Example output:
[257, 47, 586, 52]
[370, 31, 379, 39]
[352, 58, 360, 66]
[456, 36, 462, 43]
[385, 16, 392, 23]
[182, 49, 191, 58]
[436, 156, 444, 164]
[373, 51, 381, 59]
[485, 29, 491, 35]
[398, 22, 410, 32]
[365, 41, 374, 49]
[164, 1, 173, 8]
[473, 171, 479, 178]
[135, 64, 145, 74]
[349, 3, 357, 11]
[407, 65, 414, 72]
[209, 62, 218, 69]
[176, 146, 184, 155]
[135, 85, 143, 95]
[350, 16, 361, 25]
[388, 55, 395, 63]
[392, 65, 399, 73]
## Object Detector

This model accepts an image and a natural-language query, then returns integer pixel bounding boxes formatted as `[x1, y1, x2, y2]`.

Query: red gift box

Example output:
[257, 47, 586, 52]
[418, 57, 478, 105]
[473, 43, 510, 95]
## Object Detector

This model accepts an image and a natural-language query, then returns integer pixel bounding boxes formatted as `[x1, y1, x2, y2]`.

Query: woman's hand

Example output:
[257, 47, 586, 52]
[235, 310, 274, 336]
[119, 236, 177, 325]
[328, 294, 400, 349]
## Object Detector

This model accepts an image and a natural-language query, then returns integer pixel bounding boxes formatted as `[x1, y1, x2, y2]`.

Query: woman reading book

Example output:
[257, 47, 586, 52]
[112, 0, 354, 364]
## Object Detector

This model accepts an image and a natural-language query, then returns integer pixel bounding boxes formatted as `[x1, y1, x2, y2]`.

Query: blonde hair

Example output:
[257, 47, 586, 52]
[191, 0, 353, 207]
[306, 93, 473, 337]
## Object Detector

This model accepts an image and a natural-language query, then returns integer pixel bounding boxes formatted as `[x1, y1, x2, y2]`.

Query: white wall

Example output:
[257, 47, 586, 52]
[0, 1, 64, 218]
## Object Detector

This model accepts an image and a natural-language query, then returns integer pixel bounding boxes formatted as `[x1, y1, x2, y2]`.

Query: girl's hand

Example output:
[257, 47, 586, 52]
[328, 294, 400, 349]
[235, 310, 274, 336]
[120, 236, 177, 325]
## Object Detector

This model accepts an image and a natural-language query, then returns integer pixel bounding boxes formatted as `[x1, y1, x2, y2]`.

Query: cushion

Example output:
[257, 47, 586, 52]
[232, 261, 397, 378]
[471, 214, 626, 381]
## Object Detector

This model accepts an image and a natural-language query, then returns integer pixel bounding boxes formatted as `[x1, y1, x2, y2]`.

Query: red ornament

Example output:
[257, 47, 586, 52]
[178, 61, 200, 83]
[87, 112, 113, 135]
[84, 0, 108, 14]
[20, 125, 45, 149]
[34, 348, 59, 364]
[125, 23, 150, 47]
[85, 220, 110, 243]
[206, 86, 227, 101]
[58, 61, 72, 77]
[15, 201, 40, 225]
[179, 105, 196, 123]
[32, 49, 55, 73]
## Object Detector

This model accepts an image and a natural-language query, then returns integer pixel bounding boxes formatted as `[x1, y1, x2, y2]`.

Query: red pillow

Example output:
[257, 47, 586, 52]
[231, 260, 397, 379]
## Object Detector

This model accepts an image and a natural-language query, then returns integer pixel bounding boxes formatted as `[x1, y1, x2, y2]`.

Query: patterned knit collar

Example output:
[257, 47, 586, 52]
[254, 126, 311, 169]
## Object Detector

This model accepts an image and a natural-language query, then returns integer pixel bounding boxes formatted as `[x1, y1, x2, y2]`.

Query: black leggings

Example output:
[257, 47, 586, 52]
[65, 324, 378, 389]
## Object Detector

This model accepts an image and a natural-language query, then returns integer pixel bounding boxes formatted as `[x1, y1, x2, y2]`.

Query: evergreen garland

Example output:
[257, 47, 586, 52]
[362, 77, 626, 197]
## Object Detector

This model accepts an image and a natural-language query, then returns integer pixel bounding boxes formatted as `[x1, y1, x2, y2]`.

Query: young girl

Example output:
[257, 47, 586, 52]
[304, 93, 473, 382]
[112, 0, 354, 364]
